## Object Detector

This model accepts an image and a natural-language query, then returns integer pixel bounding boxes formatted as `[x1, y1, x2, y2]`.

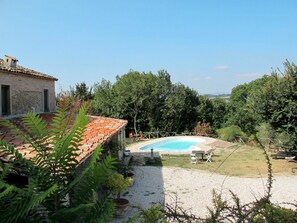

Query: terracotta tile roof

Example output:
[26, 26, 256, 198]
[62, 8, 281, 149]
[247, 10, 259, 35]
[0, 114, 127, 165]
[0, 58, 58, 81]
[78, 116, 127, 162]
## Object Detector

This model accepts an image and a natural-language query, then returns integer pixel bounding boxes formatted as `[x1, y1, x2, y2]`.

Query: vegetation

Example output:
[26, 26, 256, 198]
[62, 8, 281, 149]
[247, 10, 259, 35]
[60, 61, 297, 221]
[1, 59, 295, 221]
[106, 173, 131, 201]
[131, 142, 297, 222]
[0, 103, 116, 222]
[68, 60, 296, 154]
[160, 145, 296, 177]
[91, 70, 200, 134]
[70, 82, 94, 101]
[216, 125, 247, 142]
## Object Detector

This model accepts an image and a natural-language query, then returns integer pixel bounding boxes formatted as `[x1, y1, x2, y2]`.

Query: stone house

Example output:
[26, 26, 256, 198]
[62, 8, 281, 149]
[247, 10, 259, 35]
[0, 55, 128, 185]
[0, 55, 57, 117]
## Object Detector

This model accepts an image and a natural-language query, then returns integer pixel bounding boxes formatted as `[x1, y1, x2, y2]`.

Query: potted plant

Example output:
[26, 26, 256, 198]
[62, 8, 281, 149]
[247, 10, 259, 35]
[119, 163, 135, 178]
[106, 173, 132, 218]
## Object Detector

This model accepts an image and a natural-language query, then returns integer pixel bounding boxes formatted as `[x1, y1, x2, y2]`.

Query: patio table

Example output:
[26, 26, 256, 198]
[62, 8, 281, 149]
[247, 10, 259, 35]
[192, 150, 206, 161]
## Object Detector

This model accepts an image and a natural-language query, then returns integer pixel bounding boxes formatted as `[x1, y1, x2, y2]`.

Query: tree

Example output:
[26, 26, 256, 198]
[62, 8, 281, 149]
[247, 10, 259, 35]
[0, 103, 116, 222]
[162, 84, 199, 132]
[196, 96, 214, 125]
[250, 61, 297, 153]
[211, 98, 228, 129]
[91, 70, 175, 133]
[112, 71, 155, 134]
[144, 70, 172, 131]
[91, 79, 115, 117]
[70, 82, 93, 101]
[225, 75, 272, 135]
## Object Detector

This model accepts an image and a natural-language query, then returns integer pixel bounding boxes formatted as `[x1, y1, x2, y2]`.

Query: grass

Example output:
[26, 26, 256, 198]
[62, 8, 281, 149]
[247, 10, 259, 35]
[159, 145, 297, 177]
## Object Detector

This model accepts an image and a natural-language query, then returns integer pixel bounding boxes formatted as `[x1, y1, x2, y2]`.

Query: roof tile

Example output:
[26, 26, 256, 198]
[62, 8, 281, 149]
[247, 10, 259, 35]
[0, 114, 127, 164]
[0, 58, 58, 81]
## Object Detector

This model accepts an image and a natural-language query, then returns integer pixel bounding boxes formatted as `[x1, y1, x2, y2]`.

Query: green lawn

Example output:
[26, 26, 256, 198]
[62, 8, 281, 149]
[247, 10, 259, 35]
[160, 145, 297, 177]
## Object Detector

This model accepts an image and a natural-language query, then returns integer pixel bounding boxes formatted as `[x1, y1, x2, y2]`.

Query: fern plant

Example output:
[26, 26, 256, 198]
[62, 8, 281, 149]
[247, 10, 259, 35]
[0, 103, 116, 222]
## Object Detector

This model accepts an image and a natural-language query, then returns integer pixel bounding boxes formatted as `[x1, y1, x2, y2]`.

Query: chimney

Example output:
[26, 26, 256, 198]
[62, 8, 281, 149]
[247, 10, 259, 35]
[3, 55, 18, 68]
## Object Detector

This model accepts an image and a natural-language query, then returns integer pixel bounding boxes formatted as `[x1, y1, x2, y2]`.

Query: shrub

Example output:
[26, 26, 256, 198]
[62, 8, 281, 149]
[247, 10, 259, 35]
[216, 125, 247, 142]
[193, 122, 214, 137]
[106, 173, 131, 200]
[274, 131, 293, 151]
[256, 123, 275, 147]
[254, 204, 297, 223]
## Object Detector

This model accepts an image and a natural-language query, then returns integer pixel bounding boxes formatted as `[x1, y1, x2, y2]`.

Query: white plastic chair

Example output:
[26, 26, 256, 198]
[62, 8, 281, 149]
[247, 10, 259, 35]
[205, 150, 214, 162]
[190, 153, 197, 164]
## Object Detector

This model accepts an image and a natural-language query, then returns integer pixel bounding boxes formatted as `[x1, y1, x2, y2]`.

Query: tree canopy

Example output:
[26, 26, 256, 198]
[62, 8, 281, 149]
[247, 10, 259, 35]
[71, 61, 296, 152]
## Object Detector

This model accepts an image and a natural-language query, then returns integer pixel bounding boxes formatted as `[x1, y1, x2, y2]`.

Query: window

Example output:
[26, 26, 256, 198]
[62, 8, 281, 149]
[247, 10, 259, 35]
[44, 89, 49, 112]
[1, 85, 11, 116]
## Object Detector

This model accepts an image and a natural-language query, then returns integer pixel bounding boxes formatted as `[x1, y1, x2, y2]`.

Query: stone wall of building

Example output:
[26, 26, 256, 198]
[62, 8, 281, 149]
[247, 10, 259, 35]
[0, 71, 56, 116]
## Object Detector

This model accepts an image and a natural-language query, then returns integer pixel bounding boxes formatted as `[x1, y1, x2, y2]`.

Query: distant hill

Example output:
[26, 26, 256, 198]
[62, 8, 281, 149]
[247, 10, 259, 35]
[204, 94, 231, 99]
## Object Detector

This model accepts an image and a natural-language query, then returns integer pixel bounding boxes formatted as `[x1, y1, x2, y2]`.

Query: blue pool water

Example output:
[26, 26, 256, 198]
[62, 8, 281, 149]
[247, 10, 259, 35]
[139, 137, 204, 152]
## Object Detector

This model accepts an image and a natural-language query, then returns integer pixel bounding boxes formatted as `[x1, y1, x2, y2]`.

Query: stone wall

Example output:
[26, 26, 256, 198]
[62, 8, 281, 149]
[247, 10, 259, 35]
[12, 91, 43, 115]
[0, 71, 56, 116]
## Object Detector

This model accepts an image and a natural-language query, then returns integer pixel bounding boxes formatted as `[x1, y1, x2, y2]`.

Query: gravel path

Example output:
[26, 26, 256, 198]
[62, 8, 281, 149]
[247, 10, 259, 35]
[111, 166, 297, 222]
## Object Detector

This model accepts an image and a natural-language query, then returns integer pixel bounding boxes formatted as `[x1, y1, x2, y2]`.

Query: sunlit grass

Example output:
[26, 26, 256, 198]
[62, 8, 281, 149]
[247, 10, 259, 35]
[160, 145, 297, 177]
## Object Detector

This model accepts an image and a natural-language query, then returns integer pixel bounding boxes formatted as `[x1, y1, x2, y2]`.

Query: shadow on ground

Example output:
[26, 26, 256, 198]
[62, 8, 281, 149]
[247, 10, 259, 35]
[110, 151, 164, 223]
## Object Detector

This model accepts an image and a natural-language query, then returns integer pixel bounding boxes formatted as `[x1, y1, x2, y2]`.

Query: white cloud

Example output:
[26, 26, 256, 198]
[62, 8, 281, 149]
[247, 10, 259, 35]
[213, 65, 229, 71]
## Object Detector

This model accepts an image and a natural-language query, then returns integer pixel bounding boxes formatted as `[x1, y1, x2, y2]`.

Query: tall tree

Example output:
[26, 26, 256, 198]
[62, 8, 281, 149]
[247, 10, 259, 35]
[251, 61, 297, 152]
[145, 70, 172, 131]
[70, 82, 93, 101]
[92, 79, 115, 117]
[162, 84, 199, 132]
[211, 98, 227, 129]
[196, 96, 214, 124]
[225, 75, 272, 134]
[112, 71, 153, 134]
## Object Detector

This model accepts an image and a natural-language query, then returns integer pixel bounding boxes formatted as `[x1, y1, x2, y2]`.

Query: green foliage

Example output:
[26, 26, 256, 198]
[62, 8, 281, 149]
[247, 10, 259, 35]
[256, 123, 276, 147]
[106, 173, 131, 200]
[206, 190, 228, 222]
[211, 98, 227, 129]
[253, 204, 297, 223]
[196, 96, 213, 124]
[216, 125, 247, 142]
[91, 79, 115, 117]
[111, 70, 155, 133]
[250, 61, 297, 152]
[162, 83, 199, 132]
[88, 60, 297, 151]
[274, 131, 292, 149]
[139, 205, 167, 223]
[127, 205, 167, 223]
[91, 70, 202, 133]
[225, 75, 273, 135]
[75, 61, 297, 147]
[144, 157, 163, 166]
[70, 82, 93, 101]
[145, 70, 172, 131]
[0, 103, 116, 222]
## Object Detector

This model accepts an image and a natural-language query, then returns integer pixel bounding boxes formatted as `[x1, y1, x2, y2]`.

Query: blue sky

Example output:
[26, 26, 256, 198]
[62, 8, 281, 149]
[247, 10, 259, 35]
[1, 0, 297, 94]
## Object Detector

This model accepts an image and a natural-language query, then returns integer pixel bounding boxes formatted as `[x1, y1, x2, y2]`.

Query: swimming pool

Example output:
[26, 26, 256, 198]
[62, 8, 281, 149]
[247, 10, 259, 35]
[139, 137, 205, 152]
